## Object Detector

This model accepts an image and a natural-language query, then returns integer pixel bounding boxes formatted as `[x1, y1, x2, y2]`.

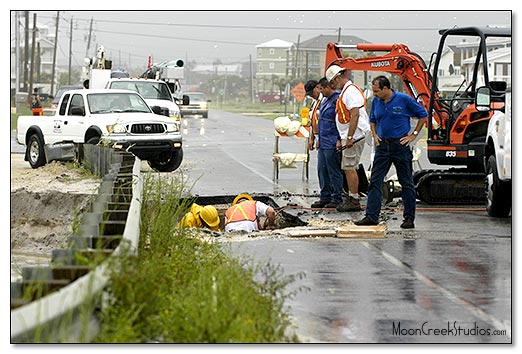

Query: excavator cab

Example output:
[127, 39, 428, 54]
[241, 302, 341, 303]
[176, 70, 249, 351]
[426, 27, 511, 171]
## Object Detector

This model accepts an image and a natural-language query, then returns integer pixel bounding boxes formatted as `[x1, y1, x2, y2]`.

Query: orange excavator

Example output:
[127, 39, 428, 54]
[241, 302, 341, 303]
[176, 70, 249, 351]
[325, 26, 511, 204]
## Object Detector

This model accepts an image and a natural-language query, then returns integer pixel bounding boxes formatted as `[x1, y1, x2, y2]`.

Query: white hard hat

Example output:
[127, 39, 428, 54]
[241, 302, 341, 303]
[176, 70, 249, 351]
[326, 65, 345, 82]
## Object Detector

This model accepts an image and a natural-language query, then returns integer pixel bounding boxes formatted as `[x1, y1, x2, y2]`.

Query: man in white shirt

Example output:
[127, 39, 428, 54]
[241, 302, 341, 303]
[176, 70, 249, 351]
[326, 65, 370, 212]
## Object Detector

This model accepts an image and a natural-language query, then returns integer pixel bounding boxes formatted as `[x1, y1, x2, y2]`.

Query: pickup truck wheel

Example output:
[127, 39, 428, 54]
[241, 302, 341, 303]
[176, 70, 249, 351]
[27, 133, 46, 168]
[148, 149, 183, 172]
[86, 136, 100, 145]
[485, 155, 511, 217]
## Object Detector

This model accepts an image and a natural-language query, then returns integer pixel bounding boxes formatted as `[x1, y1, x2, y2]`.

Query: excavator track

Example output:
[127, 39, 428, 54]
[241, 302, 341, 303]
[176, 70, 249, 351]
[415, 169, 486, 205]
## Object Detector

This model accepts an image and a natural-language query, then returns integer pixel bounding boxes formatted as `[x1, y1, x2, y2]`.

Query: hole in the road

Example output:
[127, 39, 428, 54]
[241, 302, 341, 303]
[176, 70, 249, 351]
[185, 195, 307, 230]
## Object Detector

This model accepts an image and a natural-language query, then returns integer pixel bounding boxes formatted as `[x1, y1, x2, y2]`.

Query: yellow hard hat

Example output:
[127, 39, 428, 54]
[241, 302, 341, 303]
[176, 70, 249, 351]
[233, 193, 253, 205]
[200, 205, 220, 231]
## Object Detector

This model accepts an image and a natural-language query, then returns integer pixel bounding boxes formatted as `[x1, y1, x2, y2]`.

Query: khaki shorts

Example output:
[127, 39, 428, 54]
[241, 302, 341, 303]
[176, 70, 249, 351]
[341, 138, 365, 170]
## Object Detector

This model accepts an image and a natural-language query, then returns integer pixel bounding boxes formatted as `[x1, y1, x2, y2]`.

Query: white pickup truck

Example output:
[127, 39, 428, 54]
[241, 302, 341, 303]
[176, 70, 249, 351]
[16, 89, 184, 172]
[104, 77, 189, 122]
[479, 87, 512, 217]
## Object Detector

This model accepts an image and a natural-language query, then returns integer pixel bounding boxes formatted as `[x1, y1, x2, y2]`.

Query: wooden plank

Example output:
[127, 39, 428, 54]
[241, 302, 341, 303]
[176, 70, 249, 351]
[287, 229, 337, 238]
[336, 223, 387, 239]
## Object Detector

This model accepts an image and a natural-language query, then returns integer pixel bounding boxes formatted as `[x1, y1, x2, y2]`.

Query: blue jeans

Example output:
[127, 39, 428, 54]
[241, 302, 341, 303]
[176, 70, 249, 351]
[365, 141, 416, 222]
[317, 148, 344, 204]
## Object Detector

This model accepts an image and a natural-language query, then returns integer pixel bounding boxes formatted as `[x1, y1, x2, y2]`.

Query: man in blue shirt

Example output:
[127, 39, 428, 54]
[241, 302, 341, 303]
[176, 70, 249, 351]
[354, 75, 427, 229]
[310, 79, 344, 209]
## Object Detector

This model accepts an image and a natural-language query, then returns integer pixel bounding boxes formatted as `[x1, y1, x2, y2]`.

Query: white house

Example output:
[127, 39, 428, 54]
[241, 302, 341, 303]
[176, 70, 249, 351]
[436, 37, 511, 95]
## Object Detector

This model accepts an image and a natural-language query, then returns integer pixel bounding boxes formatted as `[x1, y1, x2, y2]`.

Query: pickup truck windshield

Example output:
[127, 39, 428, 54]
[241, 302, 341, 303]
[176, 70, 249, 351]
[109, 81, 173, 101]
[87, 92, 151, 114]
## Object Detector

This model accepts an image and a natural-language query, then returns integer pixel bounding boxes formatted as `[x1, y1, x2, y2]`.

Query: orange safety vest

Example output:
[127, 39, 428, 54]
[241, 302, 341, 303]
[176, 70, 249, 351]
[311, 99, 320, 134]
[32, 107, 44, 116]
[336, 83, 366, 124]
[225, 201, 257, 225]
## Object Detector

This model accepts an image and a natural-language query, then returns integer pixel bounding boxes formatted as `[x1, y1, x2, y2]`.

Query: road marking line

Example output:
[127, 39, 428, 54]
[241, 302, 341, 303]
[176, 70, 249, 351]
[201, 135, 277, 186]
[362, 241, 511, 339]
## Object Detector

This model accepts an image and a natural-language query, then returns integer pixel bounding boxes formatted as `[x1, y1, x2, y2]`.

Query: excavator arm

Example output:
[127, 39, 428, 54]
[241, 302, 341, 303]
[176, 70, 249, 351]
[325, 27, 510, 207]
[325, 42, 450, 136]
[325, 42, 482, 205]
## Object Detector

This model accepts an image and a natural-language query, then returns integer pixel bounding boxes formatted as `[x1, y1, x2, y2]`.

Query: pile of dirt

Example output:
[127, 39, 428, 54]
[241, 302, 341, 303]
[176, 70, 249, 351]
[10, 188, 94, 254]
[10, 155, 101, 279]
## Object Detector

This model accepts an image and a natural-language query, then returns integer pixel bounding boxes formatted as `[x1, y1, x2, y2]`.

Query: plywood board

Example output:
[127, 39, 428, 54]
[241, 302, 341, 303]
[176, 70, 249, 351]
[336, 223, 387, 238]
[287, 229, 337, 238]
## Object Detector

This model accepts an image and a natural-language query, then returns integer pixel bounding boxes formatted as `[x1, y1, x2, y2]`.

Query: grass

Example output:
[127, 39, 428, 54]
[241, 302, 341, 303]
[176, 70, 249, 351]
[94, 173, 303, 343]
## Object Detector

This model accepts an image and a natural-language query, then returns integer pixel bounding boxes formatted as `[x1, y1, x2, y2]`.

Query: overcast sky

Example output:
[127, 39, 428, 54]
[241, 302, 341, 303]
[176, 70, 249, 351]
[11, 9, 511, 70]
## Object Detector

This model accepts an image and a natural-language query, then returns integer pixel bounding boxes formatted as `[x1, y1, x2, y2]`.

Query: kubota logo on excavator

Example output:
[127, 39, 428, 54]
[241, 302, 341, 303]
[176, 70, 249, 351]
[371, 61, 391, 68]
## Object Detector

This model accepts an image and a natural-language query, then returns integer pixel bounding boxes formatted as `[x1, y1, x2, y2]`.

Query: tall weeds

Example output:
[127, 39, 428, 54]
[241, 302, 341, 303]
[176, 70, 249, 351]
[94, 173, 300, 343]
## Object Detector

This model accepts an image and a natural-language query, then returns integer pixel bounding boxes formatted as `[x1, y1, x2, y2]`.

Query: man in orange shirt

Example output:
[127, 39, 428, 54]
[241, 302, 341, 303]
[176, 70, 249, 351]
[31, 88, 43, 116]
[224, 194, 276, 232]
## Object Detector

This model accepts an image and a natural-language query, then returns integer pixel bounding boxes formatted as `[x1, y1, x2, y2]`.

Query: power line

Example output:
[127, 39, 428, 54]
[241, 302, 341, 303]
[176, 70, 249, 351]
[93, 28, 257, 46]
[69, 17, 442, 31]
[37, 13, 442, 32]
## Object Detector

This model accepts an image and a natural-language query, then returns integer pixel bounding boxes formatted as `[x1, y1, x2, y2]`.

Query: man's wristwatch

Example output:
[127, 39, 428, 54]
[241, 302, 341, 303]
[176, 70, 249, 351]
[347, 136, 353, 140]
[412, 131, 418, 136]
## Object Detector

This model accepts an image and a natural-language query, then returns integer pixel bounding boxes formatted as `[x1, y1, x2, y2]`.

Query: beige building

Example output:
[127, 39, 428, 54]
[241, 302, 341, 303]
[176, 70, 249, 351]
[254, 35, 369, 96]
[255, 39, 295, 94]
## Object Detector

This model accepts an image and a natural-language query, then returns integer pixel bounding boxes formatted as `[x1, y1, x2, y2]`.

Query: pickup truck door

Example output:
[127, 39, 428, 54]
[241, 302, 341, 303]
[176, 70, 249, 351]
[60, 93, 88, 142]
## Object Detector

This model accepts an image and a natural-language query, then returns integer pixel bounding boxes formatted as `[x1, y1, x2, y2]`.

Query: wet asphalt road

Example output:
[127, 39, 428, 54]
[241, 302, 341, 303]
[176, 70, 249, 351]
[11, 109, 512, 343]
[180, 110, 512, 343]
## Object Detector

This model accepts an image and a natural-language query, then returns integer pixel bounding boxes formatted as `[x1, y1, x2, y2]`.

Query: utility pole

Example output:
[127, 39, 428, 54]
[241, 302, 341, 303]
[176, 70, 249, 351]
[15, 11, 20, 94]
[85, 17, 93, 58]
[293, 34, 300, 78]
[305, 52, 309, 81]
[28, 13, 37, 103]
[50, 11, 59, 96]
[249, 54, 254, 104]
[36, 42, 41, 83]
[23, 11, 29, 92]
[337, 27, 341, 42]
[68, 17, 73, 85]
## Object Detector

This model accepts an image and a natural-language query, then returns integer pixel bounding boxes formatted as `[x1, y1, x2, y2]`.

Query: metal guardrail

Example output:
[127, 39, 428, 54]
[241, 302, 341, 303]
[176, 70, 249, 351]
[11, 146, 143, 343]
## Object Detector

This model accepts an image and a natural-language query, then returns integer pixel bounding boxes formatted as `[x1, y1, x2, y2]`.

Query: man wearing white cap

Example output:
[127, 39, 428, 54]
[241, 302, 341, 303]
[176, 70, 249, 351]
[326, 65, 370, 212]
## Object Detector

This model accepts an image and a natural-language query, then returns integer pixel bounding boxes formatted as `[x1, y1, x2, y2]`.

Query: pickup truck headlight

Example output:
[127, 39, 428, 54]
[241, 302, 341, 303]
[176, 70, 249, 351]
[166, 123, 180, 133]
[169, 109, 181, 121]
[107, 124, 127, 134]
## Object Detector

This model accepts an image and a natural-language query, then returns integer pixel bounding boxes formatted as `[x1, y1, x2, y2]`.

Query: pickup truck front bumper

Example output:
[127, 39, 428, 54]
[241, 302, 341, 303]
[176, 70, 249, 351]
[105, 134, 182, 160]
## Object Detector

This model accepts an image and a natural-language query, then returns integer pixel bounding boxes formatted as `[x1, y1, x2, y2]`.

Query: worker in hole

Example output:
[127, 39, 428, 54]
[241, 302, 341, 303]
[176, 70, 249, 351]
[224, 194, 276, 232]
[179, 203, 221, 231]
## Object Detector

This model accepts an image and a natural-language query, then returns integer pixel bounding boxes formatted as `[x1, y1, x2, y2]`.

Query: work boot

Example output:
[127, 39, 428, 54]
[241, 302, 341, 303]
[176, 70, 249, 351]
[324, 202, 339, 209]
[354, 216, 379, 226]
[336, 197, 362, 212]
[311, 200, 330, 208]
[400, 216, 415, 229]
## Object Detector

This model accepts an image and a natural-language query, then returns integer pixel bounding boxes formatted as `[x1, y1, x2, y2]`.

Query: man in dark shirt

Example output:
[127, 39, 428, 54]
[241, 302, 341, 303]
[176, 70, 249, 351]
[354, 75, 427, 229]
[31, 88, 43, 116]
[310, 80, 344, 209]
